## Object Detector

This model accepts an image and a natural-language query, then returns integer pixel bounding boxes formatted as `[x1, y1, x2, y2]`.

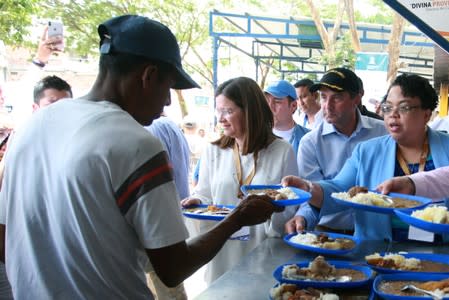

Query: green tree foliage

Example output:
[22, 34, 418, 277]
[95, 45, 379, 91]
[318, 33, 356, 69]
[2, 0, 396, 86]
[36, 0, 213, 59]
[36, 0, 223, 89]
[39, 1, 138, 56]
[0, 0, 39, 46]
[364, 0, 393, 24]
[279, 0, 393, 72]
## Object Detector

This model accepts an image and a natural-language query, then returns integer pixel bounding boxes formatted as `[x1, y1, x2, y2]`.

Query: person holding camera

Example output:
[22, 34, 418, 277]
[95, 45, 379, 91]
[0, 24, 71, 300]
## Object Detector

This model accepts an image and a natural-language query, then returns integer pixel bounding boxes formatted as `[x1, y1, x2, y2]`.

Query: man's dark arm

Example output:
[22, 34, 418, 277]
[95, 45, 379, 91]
[146, 195, 282, 287]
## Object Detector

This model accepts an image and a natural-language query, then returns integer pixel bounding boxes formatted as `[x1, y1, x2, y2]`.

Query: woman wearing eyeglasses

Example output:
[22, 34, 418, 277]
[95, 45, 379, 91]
[283, 73, 449, 241]
[181, 77, 298, 284]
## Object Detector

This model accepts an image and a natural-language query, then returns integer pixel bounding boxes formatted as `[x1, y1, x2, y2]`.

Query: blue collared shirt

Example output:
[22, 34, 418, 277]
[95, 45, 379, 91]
[289, 124, 310, 156]
[294, 109, 324, 129]
[295, 110, 387, 230]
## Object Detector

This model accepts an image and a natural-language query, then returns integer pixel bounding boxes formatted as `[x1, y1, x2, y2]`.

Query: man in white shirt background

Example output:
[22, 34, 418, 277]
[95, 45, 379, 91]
[293, 78, 323, 129]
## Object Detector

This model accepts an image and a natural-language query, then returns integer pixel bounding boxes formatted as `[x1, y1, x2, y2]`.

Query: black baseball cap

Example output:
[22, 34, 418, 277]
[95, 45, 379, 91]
[309, 68, 359, 94]
[98, 15, 200, 90]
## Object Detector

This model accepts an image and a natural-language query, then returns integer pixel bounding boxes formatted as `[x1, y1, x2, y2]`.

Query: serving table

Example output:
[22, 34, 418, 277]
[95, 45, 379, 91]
[193, 237, 449, 299]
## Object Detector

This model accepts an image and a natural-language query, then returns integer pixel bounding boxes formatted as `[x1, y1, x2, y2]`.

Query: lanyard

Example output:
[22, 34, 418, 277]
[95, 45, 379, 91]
[396, 137, 429, 175]
[233, 143, 257, 198]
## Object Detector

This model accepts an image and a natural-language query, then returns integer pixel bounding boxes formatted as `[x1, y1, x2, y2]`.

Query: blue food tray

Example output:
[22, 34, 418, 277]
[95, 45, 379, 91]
[332, 192, 431, 215]
[395, 208, 449, 234]
[182, 204, 235, 221]
[269, 283, 336, 300]
[373, 273, 449, 299]
[273, 260, 373, 288]
[241, 184, 311, 206]
[367, 252, 449, 275]
[284, 231, 359, 256]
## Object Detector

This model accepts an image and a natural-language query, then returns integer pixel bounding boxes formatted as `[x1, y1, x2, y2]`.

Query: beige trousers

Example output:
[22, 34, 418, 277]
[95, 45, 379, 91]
[146, 271, 187, 300]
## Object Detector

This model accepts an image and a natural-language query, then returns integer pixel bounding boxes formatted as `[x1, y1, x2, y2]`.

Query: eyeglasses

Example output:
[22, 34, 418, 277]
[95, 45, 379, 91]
[380, 104, 421, 115]
[215, 108, 235, 118]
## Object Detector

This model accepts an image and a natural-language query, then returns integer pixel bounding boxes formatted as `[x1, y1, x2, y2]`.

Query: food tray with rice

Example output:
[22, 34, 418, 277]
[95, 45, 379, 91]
[240, 184, 311, 206]
[373, 273, 449, 299]
[394, 206, 449, 234]
[365, 252, 449, 275]
[284, 231, 359, 256]
[331, 186, 431, 215]
[182, 204, 235, 221]
[273, 256, 373, 288]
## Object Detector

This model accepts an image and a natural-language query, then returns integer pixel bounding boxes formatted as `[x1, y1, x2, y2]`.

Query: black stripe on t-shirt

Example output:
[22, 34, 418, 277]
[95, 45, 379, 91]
[115, 151, 174, 215]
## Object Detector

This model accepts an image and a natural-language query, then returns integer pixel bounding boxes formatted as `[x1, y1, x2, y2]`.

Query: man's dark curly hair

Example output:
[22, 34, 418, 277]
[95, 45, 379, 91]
[33, 75, 72, 104]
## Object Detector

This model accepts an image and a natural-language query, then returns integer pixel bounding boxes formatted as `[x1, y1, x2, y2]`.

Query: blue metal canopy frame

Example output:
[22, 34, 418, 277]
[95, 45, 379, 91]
[209, 10, 435, 89]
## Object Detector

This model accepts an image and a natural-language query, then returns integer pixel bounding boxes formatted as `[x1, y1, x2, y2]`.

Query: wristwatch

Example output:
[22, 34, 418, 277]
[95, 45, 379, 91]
[32, 58, 46, 68]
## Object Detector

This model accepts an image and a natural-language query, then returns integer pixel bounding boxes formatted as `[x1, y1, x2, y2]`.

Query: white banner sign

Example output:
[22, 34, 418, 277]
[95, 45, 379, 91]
[384, 0, 449, 53]
[398, 0, 449, 39]
[356, 52, 389, 111]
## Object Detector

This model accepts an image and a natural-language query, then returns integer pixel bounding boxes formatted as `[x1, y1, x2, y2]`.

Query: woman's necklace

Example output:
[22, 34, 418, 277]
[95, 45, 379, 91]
[396, 136, 429, 175]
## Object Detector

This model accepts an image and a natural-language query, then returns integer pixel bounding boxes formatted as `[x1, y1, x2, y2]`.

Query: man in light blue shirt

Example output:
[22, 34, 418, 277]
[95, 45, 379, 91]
[264, 80, 309, 156]
[285, 68, 387, 233]
[146, 113, 190, 199]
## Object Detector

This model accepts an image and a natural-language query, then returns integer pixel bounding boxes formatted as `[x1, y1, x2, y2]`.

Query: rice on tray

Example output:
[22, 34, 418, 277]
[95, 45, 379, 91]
[412, 206, 449, 224]
[332, 191, 392, 207]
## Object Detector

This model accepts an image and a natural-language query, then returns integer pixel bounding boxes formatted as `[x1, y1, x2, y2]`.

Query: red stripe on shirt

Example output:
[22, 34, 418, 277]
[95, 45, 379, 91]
[116, 163, 172, 207]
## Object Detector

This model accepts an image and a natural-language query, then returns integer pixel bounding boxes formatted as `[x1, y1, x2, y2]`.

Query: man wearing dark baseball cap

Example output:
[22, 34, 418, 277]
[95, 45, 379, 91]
[0, 15, 281, 299]
[285, 67, 386, 235]
[309, 67, 359, 94]
[98, 15, 199, 90]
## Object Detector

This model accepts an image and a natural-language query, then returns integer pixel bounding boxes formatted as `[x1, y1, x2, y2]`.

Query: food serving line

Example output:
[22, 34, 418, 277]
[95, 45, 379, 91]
[193, 237, 449, 299]
[183, 185, 449, 299]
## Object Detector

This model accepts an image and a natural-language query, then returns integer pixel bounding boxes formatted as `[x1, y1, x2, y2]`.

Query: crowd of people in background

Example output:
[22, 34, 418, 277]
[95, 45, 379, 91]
[0, 13, 448, 300]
